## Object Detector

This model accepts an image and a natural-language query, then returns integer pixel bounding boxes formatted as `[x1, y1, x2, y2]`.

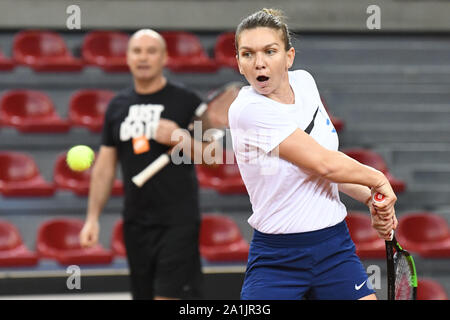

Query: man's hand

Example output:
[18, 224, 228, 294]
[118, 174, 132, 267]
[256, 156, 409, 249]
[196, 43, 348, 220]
[79, 219, 100, 248]
[154, 119, 188, 147]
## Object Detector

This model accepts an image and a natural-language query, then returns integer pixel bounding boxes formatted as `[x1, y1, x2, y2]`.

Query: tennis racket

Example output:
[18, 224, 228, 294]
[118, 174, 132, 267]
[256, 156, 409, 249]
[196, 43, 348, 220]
[372, 193, 418, 300]
[132, 82, 243, 187]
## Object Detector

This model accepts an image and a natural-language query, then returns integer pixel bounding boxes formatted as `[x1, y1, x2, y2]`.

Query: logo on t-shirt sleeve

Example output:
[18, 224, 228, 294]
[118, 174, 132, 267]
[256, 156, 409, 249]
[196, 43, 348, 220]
[318, 106, 336, 133]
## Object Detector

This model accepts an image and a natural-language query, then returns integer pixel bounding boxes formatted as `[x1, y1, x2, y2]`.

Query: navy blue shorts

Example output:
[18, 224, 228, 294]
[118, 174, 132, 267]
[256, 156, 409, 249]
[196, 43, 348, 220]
[241, 220, 375, 300]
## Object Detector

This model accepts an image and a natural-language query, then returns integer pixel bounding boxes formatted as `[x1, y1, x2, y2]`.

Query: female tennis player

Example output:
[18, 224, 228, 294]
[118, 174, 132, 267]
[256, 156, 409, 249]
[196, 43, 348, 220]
[228, 8, 398, 300]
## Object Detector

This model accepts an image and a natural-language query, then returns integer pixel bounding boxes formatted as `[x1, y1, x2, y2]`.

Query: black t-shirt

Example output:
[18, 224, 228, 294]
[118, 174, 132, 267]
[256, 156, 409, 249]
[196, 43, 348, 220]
[102, 82, 202, 225]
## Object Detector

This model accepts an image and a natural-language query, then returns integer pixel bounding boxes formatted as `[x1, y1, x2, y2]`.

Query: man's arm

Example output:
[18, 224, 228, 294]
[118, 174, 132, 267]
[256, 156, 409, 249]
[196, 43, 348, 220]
[80, 146, 118, 248]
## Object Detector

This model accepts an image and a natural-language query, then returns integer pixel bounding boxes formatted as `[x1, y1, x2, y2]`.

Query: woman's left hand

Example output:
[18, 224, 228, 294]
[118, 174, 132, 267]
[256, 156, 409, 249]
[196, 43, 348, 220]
[368, 200, 398, 240]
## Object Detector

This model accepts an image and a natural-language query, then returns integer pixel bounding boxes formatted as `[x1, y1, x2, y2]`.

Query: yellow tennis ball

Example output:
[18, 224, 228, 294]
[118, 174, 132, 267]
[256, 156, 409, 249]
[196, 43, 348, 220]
[66, 145, 95, 171]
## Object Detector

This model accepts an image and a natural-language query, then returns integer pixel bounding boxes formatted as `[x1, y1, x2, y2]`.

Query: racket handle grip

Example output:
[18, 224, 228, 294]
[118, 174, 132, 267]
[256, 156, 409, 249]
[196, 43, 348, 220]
[388, 230, 394, 241]
[372, 192, 386, 203]
[132, 154, 171, 187]
[373, 192, 395, 241]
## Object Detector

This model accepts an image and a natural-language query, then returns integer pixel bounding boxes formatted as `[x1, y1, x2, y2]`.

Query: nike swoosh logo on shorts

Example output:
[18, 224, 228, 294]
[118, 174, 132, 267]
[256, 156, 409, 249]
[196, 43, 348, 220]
[355, 280, 367, 290]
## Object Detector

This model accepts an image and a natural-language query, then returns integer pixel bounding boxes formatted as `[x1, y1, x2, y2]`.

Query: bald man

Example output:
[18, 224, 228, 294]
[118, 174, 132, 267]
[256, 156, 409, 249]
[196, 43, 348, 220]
[79, 29, 205, 300]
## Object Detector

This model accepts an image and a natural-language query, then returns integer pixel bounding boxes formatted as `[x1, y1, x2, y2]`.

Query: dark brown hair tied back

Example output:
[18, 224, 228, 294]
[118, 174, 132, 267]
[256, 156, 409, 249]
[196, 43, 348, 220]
[235, 8, 293, 52]
[261, 8, 285, 20]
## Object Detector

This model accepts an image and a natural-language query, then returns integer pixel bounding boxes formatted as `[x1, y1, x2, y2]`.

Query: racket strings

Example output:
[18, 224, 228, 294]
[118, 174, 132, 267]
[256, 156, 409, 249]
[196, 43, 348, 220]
[394, 252, 414, 300]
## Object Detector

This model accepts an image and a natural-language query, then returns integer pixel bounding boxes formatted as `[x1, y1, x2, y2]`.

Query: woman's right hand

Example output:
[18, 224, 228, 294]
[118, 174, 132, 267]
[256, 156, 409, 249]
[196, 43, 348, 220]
[371, 180, 397, 217]
[79, 219, 100, 248]
[370, 181, 398, 240]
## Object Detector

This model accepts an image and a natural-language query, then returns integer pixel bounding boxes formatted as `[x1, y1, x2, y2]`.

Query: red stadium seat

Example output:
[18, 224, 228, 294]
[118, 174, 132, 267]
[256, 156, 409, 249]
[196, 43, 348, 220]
[0, 152, 55, 197]
[161, 31, 218, 73]
[82, 31, 129, 72]
[111, 219, 126, 257]
[0, 90, 70, 133]
[195, 150, 247, 194]
[214, 32, 238, 71]
[0, 50, 15, 71]
[13, 30, 83, 72]
[53, 153, 123, 196]
[36, 218, 113, 265]
[68, 89, 115, 132]
[396, 212, 450, 258]
[0, 220, 39, 267]
[200, 214, 249, 262]
[345, 212, 385, 259]
[342, 148, 406, 193]
[321, 97, 344, 132]
[417, 278, 448, 300]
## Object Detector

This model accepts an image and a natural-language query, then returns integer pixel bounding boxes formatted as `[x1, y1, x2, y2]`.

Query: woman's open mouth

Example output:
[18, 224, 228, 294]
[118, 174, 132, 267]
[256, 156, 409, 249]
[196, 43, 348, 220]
[257, 75, 269, 82]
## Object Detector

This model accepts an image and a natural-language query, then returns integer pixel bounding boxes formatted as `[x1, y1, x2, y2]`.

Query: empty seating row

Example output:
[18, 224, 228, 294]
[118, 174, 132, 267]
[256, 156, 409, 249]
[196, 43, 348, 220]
[0, 30, 239, 73]
[0, 214, 249, 267]
[2, 211, 447, 268]
[0, 151, 122, 197]
[0, 150, 244, 196]
[0, 148, 404, 197]
[0, 216, 448, 299]
[3, 212, 450, 262]
[0, 89, 345, 134]
[0, 89, 112, 133]
[347, 211, 450, 258]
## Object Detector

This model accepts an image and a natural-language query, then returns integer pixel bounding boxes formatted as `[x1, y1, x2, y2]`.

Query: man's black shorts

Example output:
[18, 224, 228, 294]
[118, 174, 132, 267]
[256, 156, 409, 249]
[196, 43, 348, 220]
[123, 221, 203, 299]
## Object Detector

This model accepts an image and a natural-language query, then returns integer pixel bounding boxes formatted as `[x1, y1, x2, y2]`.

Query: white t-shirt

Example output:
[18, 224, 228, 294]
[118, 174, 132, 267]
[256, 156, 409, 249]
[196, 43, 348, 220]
[228, 69, 347, 234]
